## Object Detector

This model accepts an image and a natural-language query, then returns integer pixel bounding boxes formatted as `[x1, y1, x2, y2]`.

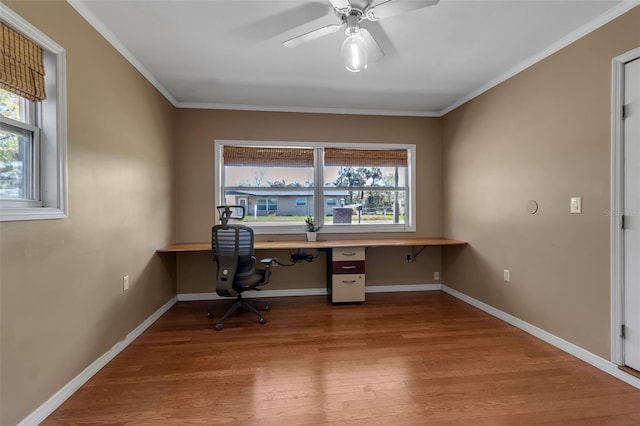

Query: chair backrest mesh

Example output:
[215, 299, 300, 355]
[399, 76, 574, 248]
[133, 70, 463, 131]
[212, 224, 257, 297]
[212, 225, 254, 258]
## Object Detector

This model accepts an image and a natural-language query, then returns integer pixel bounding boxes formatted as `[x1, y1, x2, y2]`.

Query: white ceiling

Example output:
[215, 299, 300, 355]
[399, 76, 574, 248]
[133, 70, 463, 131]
[69, 0, 636, 116]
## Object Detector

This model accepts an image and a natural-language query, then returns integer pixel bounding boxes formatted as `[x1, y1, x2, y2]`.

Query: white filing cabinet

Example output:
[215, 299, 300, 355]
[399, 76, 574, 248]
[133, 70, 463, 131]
[328, 246, 365, 303]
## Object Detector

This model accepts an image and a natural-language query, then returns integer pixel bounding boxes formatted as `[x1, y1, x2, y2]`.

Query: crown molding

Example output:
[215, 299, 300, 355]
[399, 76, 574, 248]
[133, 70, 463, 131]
[176, 101, 441, 117]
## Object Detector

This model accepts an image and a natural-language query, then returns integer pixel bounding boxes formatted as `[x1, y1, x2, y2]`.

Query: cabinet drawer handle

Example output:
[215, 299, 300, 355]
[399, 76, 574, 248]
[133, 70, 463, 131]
[342, 280, 357, 284]
[341, 252, 356, 256]
[341, 265, 357, 270]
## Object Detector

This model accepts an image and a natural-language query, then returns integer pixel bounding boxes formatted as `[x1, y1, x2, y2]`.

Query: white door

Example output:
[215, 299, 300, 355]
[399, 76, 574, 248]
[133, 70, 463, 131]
[624, 57, 640, 371]
[238, 197, 247, 209]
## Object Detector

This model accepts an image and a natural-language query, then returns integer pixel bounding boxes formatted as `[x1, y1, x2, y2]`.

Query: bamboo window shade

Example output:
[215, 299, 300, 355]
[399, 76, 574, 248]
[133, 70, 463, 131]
[324, 148, 407, 167]
[0, 22, 46, 102]
[223, 146, 314, 167]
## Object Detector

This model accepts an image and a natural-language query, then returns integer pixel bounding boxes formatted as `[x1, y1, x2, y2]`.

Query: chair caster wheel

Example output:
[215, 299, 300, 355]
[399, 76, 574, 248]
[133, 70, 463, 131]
[206, 312, 214, 319]
[259, 317, 267, 325]
[215, 323, 224, 331]
[264, 304, 270, 311]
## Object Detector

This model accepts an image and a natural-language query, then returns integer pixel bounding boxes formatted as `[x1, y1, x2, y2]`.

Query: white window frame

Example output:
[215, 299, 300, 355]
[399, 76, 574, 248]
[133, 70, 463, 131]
[0, 114, 40, 204]
[0, 4, 67, 222]
[215, 140, 416, 235]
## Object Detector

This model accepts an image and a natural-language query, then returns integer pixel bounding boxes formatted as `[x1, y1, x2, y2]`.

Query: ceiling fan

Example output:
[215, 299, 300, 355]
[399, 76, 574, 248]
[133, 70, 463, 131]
[283, 0, 440, 73]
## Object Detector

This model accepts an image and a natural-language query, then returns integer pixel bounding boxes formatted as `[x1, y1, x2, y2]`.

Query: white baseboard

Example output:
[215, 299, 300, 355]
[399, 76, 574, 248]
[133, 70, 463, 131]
[18, 296, 178, 426]
[441, 285, 640, 390]
[177, 283, 442, 301]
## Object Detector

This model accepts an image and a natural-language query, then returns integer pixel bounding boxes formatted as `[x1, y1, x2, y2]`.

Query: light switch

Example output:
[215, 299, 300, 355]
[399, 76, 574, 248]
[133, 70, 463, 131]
[570, 197, 582, 214]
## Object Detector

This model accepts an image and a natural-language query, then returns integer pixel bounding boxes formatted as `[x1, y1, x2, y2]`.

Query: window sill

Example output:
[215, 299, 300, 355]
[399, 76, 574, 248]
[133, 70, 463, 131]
[0, 206, 67, 222]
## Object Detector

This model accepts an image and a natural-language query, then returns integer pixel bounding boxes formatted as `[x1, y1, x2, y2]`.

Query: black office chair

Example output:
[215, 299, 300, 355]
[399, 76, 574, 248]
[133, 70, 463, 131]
[208, 205, 272, 331]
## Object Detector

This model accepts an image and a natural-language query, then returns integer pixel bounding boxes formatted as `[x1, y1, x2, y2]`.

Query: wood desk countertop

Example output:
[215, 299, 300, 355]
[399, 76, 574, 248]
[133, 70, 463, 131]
[157, 237, 467, 253]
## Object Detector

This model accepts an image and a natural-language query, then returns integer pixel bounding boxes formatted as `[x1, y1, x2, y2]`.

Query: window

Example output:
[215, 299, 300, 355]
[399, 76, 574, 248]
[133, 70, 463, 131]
[324, 147, 409, 227]
[215, 140, 415, 234]
[0, 90, 38, 200]
[220, 145, 314, 227]
[0, 5, 67, 221]
[257, 198, 278, 212]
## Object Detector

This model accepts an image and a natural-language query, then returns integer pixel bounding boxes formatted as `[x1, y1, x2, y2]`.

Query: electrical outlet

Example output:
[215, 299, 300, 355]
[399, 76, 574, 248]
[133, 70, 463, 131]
[406, 253, 412, 263]
[123, 275, 130, 291]
[272, 257, 278, 267]
[503, 269, 510, 282]
[570, 196, 582, 214]
[434, 271, 440, 280]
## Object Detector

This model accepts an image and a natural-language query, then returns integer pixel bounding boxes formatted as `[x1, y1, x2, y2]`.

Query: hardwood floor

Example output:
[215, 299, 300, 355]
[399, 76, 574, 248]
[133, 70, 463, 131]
[43, 292, 640, 425]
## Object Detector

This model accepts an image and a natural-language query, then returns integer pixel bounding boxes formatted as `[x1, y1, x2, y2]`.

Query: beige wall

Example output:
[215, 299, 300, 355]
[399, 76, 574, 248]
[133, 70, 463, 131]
[174, 110, 443, 293]
[442, 7, 640, 359]
[0, 2, 176, 425]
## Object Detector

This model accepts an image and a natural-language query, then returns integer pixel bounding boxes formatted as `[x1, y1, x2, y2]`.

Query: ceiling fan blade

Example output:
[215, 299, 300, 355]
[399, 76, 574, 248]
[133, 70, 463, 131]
[283, 24, 343, 48]
[365, 0, 439, 21]
[366, 21, 396, 60]
[235, 3, 331, 42]
[328, 0, 351, 13]
[360, 28, 384, 62]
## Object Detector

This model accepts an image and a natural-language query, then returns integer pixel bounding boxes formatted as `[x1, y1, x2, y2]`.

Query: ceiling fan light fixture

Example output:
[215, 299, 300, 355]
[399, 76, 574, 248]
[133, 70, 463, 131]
[341, 32, 367, 73]
[286, 0, 441, 71]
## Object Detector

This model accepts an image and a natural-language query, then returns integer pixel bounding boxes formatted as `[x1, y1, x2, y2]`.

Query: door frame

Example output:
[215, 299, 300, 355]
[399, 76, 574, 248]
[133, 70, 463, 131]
[611, 47, 640, 365]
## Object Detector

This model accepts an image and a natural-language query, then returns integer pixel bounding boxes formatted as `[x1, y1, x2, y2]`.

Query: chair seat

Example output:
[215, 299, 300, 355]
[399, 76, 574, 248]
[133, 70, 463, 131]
[233, 269, 266, 291]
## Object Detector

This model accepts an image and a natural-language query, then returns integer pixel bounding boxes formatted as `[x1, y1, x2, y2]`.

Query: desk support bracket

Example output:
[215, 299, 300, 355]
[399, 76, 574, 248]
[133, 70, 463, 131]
[413, 245, 428, 259]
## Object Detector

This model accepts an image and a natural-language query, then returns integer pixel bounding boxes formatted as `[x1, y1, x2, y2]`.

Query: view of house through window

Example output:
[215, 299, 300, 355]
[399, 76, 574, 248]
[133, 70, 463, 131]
[217, 142, 415, 233]
[220, 145, 315, 227]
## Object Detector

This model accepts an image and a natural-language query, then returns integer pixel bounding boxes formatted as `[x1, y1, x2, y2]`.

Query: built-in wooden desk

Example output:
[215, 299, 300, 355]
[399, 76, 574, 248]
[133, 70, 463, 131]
[157, 237, 467, 253]
[159, 237, 467, 304]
